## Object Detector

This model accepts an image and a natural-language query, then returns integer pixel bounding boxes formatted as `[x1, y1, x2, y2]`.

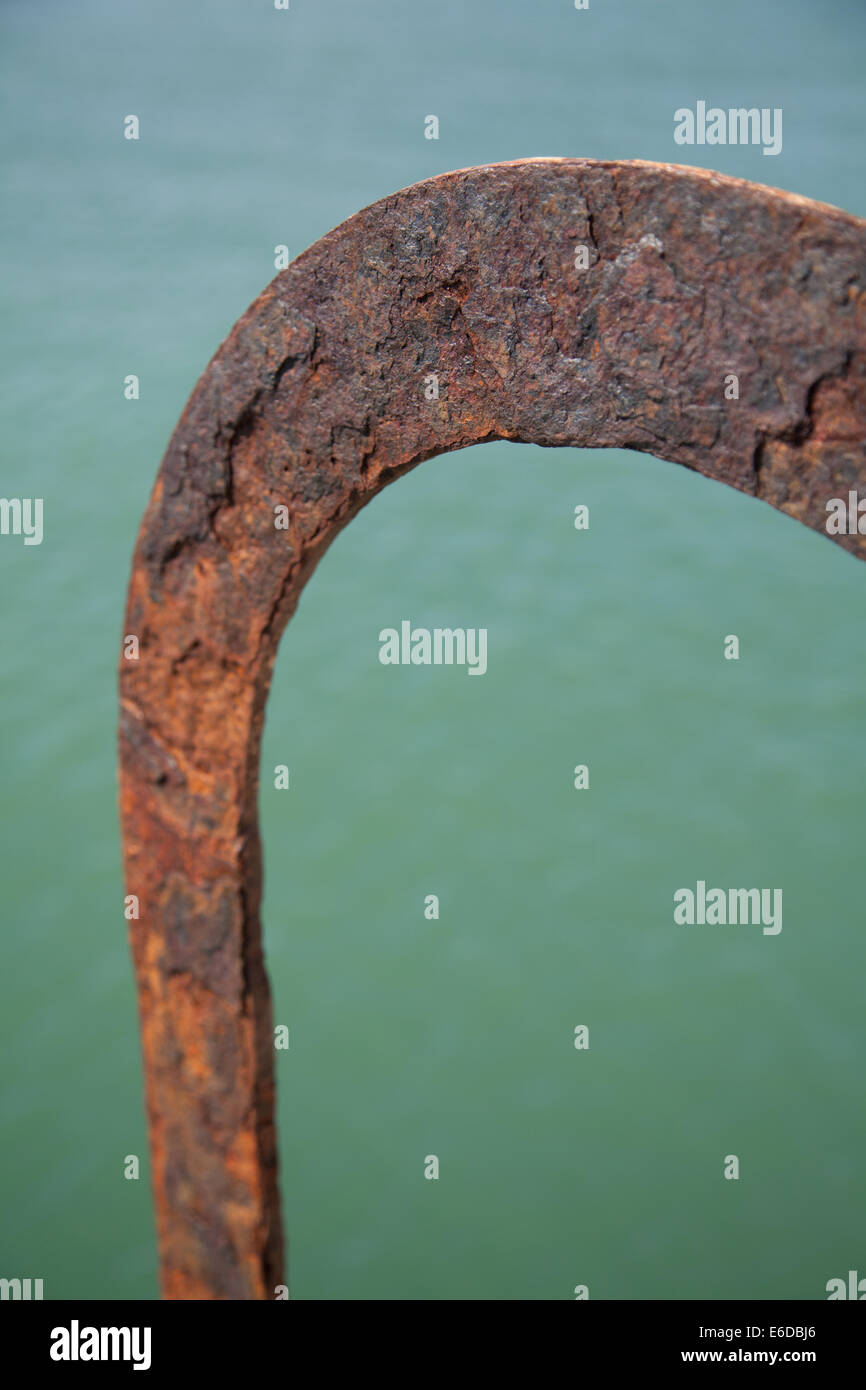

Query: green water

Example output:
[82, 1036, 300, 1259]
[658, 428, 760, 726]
[1, 0, 864, 1300]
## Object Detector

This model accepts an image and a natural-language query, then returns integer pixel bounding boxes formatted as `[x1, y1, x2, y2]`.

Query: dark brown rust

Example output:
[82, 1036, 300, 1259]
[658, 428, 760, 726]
[118, 159, 866, 1299]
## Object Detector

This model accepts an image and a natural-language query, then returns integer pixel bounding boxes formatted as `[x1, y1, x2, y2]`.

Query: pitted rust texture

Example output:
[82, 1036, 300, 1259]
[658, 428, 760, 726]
[118, 159, 866, 1299]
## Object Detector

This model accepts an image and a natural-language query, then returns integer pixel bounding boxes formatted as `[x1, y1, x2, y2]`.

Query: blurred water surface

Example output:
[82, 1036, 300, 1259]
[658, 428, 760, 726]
[0, 0, 863, 1299]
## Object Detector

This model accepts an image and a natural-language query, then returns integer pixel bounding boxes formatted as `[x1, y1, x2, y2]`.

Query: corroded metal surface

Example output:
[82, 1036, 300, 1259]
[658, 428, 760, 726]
[118, 159, 866, 1299]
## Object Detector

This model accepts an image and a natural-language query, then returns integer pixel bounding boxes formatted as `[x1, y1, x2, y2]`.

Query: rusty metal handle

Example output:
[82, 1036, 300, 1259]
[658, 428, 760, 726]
[118, 159, 866, 1299]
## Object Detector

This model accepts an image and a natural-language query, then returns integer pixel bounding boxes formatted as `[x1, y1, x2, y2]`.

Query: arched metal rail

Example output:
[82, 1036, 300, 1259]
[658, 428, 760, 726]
[118, 159, 866, 1298]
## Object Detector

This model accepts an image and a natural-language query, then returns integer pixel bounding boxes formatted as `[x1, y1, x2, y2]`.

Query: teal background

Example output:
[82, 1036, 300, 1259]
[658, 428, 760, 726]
[1, 0, 864, 1300]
